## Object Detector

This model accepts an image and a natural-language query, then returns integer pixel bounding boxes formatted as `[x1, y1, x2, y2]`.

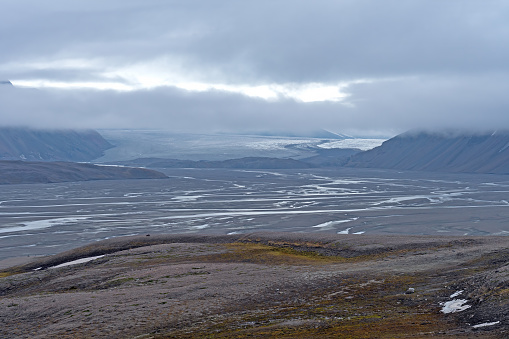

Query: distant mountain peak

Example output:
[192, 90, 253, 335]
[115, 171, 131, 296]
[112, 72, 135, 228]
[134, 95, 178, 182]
[0, 80, 13, 86]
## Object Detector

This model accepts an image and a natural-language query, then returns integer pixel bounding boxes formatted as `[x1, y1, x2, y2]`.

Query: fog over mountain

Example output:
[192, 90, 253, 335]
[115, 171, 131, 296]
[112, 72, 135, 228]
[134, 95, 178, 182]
[1, 1, 509, 135]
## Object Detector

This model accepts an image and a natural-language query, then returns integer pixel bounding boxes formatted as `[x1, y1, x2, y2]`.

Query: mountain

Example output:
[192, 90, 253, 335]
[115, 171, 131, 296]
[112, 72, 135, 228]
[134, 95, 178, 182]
[0, 127, 114, 162]
[112, 151, 366, 169]
[0, 80, 13, 86]
[0, 160, 167, 185]
[344, 130, 509, 174]
[112, 156, 313, 169]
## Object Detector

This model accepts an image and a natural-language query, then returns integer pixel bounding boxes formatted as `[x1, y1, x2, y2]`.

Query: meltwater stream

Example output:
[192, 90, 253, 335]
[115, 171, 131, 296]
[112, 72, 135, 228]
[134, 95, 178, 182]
[1, 168, 509, 259]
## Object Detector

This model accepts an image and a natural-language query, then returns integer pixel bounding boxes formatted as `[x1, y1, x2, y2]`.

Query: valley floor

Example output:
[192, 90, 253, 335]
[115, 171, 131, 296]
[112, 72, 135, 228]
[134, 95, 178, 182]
[0, 233, 507, 338]
[3, 168, 509, 260]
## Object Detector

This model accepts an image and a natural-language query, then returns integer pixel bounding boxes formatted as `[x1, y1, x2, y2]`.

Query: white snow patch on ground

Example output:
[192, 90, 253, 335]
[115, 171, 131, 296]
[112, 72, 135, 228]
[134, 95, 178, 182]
[441, 299, 471, 313]
[472, 321, 500, 328]
[450, 290, 463, 298]
[50, 255, 105, 269]
[337, 227, 352, 234]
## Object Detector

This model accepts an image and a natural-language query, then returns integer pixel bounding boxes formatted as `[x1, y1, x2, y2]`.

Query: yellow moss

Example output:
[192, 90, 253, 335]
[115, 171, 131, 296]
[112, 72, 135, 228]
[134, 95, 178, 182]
[0, 271, 16, 278]
[219, 243, 345, 265]
[497, 288, 509, 295]
[192, 242, 394, 266]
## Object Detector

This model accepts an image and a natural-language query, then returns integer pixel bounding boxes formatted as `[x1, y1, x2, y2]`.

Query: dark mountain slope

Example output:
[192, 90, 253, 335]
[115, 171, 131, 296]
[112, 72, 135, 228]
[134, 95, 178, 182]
[0, 161, 167, 185]
[0, 127, 113, 161]
[301, 148, 361, 167]
[344, 130, 509, 174]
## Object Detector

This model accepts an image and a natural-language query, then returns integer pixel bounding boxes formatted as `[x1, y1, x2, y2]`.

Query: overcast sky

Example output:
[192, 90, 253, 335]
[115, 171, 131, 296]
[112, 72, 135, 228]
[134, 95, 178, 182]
[1, 0, 509, 136]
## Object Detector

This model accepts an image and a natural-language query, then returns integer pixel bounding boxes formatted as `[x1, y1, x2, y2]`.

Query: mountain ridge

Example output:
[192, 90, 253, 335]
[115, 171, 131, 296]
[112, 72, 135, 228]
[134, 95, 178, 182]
[111, 156, 314, 169]
[0, 127, 114, 162]
[344, 130, 509, 174]
[0, 160, 167, 184]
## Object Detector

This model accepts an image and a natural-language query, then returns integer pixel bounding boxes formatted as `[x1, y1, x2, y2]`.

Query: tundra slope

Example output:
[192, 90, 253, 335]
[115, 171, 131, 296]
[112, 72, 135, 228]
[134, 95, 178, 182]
[0, 233, 507, 338]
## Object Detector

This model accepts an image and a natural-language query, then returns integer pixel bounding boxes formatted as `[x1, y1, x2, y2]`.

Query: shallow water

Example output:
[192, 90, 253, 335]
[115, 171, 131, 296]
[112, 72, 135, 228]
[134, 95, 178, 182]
[1, 168, 509, 259]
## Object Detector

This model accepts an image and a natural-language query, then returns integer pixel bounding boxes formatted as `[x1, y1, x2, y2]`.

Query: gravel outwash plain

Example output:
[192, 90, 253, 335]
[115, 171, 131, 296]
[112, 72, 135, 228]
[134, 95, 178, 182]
[0, 233, 507, 338]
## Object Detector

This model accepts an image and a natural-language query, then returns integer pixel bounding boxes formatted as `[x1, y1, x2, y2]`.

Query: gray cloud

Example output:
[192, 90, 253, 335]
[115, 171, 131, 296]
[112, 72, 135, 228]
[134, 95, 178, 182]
[1, 0, 509, 135]
[3, 73, 508, 136]
[346, 73, 509, 131]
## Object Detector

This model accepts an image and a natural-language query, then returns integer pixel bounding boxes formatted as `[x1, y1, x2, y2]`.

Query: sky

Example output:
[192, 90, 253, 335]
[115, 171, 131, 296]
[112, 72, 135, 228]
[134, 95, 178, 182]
[1, 0, 509, 137]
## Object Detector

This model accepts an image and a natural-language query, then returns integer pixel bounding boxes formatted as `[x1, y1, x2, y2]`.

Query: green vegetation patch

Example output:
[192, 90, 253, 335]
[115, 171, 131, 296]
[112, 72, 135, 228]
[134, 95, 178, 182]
[0, 272, 15, 278]
[196, 242, 383, 266]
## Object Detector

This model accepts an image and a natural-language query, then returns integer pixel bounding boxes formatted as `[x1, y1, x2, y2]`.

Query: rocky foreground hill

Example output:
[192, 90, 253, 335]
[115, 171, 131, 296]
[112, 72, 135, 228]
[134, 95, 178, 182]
[344, 130, 509, 174]
[0, 160, 167, 184]
[0, 233, 507, 338]
[0, 127, 113, 162]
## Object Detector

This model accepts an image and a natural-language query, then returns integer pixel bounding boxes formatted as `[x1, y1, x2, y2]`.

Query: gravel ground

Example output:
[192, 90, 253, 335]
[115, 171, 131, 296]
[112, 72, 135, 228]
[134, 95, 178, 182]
[0, 233, 507, 338]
